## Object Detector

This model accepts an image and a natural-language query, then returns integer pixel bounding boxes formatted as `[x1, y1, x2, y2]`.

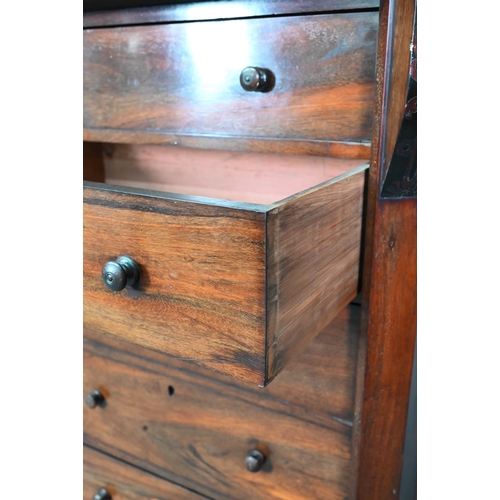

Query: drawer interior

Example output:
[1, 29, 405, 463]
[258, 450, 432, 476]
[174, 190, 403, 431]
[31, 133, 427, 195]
[84, 141, 368, 205]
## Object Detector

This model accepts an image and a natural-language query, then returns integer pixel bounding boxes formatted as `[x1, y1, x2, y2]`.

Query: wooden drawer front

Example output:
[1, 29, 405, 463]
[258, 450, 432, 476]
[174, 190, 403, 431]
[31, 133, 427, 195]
[83, 12, 377, 143]
[84, 445, 206, 499]
[84, 164, 366, 385]
[84, 184, 267, 384]
[83, 305, 360, 500]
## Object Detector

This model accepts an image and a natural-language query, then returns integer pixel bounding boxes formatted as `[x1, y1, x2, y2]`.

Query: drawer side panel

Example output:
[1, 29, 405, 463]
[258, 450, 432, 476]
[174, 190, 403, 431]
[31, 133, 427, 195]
[266, 168, 366, 383]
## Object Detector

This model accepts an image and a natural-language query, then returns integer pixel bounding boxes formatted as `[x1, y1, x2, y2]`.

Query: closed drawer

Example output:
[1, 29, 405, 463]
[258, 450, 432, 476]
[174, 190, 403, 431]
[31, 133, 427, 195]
[84, 445, 205, 499]
[83, 12, 377, 145]
[83, 145, 367, 385]
[83, 305, 360, 500]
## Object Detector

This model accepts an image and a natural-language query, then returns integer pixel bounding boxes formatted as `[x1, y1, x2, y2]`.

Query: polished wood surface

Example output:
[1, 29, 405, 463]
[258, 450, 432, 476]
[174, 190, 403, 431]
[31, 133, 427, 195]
[84, 0, 379, 28]
[351, 1, 417, 498]
[84, 445, 207, 499]
[83, 13, 378, 146]
[266, 168, 366, 382]
[83, 128, 371, 159]
[83, 304, 361, 500]
[96, 142, 367, 204]
[84, 184, 267, 385]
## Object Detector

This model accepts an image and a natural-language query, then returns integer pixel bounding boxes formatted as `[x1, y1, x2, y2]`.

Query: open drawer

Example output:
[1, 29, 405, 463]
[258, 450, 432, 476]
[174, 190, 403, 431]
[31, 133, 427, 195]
[83, 143, 367, 385]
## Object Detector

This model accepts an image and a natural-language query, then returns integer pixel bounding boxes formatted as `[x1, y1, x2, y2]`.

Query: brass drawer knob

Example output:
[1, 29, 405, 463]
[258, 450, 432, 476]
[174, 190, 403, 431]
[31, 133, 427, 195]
[240, 67, 273, 92]
[85, 390, 105, 409]
[244, 449, 266, 472]
[102, 255, 140, 292]
[92, 488, 111, 500]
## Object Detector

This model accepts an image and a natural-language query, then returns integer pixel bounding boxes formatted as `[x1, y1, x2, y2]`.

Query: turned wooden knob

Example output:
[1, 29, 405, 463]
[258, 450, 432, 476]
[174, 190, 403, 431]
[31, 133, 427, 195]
[240, 67, 272, 92]
[244, 450, 266, 472]
[92, 488, 111, 500]
[85, 390, 105, 409]
[102, 255, 140, 292]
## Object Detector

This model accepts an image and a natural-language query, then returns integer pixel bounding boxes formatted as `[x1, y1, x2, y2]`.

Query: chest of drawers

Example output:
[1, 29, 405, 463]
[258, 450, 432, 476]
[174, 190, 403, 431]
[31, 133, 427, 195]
[83, 1, 417, 498]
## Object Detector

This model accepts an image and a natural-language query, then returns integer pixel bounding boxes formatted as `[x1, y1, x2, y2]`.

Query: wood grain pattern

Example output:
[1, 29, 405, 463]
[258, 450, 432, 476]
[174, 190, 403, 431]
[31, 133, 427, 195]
[83, 13, 378, 144]
[83, 0, 380, 28]
[98, 143, 367, 205]
[266, 167, 367, 382]
[83, 183, 267, 385]
[84, 445, 207, 499]
[83, 128, 372, 159]
[351, 1, 417, 498]
[83, 304, 361, 500]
